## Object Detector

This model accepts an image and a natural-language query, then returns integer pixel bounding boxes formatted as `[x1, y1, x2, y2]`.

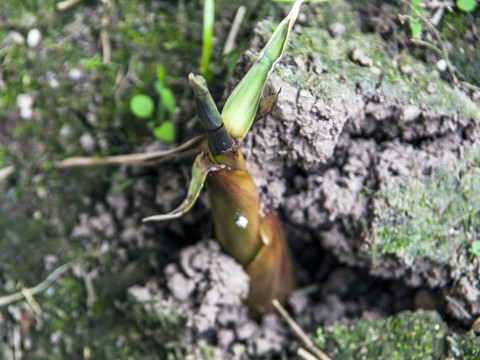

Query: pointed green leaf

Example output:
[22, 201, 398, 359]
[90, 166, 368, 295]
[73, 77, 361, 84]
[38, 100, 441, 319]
[221, 0, 303, 141]
[159, 87, 176, 116]
[142, 153, 220, 222]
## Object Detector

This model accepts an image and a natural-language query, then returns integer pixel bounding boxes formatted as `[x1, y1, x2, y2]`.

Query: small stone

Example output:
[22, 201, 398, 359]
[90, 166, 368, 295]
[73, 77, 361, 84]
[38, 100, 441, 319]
[401, 105, 422, 123]
[436, 59, 447, 72]
[20, 108, 33, 120]
[17, 94, 34, 119]
[217, 329, 235, 349]
[311, 53, 326, 74]
[426, 82, 437, 94]
[80, 133, 96, 153]
[167, 272, 196, 301]
[7, 31, 25, 45]
[351, 48, 373, 67]
[287, 291, 308, 315]
[294, 55, 309, 72]
[68, 68, 83, 80]
[399, 64, 413, 76]
[236, 320, 258, 340]
[370, 66, 382, 75]
[17, 93, 34, 109]
[231, 343, 247, 357]
[49, 78, 59, 88]
[328, 22, 346, 38]
[254, 338, 271, 356]
[26, 29, 42, 48]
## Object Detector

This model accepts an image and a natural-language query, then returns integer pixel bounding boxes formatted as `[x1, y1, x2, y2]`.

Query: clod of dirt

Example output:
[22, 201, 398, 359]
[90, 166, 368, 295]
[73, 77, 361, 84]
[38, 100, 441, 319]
[351, 48, 373, 67]
[328, 22, 346, 38]
[129, 239, 293, 358]
[236, 6, 480, 323]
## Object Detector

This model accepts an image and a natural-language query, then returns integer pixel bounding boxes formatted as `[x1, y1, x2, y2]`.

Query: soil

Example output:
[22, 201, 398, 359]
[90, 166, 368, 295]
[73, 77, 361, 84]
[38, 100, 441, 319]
[1, 0, 479, 359]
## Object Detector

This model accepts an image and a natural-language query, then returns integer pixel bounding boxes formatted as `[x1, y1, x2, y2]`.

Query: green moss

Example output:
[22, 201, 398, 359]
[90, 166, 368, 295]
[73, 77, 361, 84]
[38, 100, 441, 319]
[314, 311, 446, 360]
[373, 146, 480, 265]
[448, 330, 480, 359]
[266, 0, 480, 121]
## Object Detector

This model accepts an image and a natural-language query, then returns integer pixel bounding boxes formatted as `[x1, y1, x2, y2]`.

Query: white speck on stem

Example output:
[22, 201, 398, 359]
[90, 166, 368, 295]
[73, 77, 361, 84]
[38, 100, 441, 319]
[235, 216, 248, 229]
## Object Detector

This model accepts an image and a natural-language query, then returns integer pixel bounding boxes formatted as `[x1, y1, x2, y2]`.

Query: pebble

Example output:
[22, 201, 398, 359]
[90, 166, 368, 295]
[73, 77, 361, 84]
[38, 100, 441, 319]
[426, 82, 437, 94]
[16, 93, 34, 119]
[436, 59, 447, 72]
[80, 133, 96, 153]
[68, 68, 83, 80]
[49, 78, 59, 88]
[351, 48, 373, 67]
[328, 22, 346, 38]
[26, 29, 42, 48]
[7, 31, 25, 45]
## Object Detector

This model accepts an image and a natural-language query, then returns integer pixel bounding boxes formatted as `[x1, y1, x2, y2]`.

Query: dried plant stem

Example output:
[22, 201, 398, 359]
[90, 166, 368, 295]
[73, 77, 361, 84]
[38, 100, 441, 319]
[0, 165, 14, 182]
[222, 6, 246, 55]
[272, 299, 331, 360]
[297, 347, 320, 360]
[57, 0, 83, 11]
[419, 0, 454, 10]
[398, 0, 458, 83]
[100, 0, 113, 64]
[55, 135, 206, 168]
[100, 27, 111, 64]
[0, 261, 75, 308]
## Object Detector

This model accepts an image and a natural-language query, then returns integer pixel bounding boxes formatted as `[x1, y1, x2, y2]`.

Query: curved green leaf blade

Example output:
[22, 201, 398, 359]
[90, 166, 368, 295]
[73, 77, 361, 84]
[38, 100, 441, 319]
[221, 0, 303, 141]
[142, 153, 219, 222]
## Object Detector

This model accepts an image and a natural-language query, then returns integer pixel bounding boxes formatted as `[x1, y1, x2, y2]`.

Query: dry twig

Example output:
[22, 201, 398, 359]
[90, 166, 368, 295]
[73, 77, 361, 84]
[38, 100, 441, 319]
[222, 6, 246, 55]
[0, 165, 14, 183]
[0, 261, 75, 308]
[272, 299, 331, 360]
[55, 135, 206, 168]
[57, 0, 84, 11]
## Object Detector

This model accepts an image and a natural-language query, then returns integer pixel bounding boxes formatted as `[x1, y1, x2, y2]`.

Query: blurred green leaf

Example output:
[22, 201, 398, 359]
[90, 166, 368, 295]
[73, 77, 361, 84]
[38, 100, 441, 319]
[159, 87, 176, 116]
[409, 21, 422, 39]
[157, 64, 166, 83]
[409, 0, 422, 39]
[457, 0, 477, 12]
[130, 94, 154, 119]
[153, 121, 176, 142]
[154, 79, 163, 94]
[469, 240, 480, 256]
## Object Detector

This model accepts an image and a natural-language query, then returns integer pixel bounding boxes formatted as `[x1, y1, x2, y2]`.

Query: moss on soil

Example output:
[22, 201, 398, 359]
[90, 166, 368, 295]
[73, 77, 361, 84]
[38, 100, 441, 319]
[314, 310, 479, 360]
[259, 0, 480, 120]
[374, 145, 480, 265]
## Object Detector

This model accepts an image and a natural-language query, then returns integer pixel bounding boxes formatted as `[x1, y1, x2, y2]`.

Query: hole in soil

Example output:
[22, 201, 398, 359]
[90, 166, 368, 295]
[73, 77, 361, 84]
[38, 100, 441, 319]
[288, 231, 448, 330]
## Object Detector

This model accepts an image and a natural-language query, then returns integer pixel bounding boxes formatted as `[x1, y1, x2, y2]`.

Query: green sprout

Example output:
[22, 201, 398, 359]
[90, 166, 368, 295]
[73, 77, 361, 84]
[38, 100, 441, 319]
[129, 65, 176, 143]
[143, 0, 304, 315]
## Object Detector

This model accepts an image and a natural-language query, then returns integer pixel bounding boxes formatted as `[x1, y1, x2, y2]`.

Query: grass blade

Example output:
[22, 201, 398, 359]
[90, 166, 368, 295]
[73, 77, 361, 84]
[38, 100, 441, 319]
[201, 0, 215, 79]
